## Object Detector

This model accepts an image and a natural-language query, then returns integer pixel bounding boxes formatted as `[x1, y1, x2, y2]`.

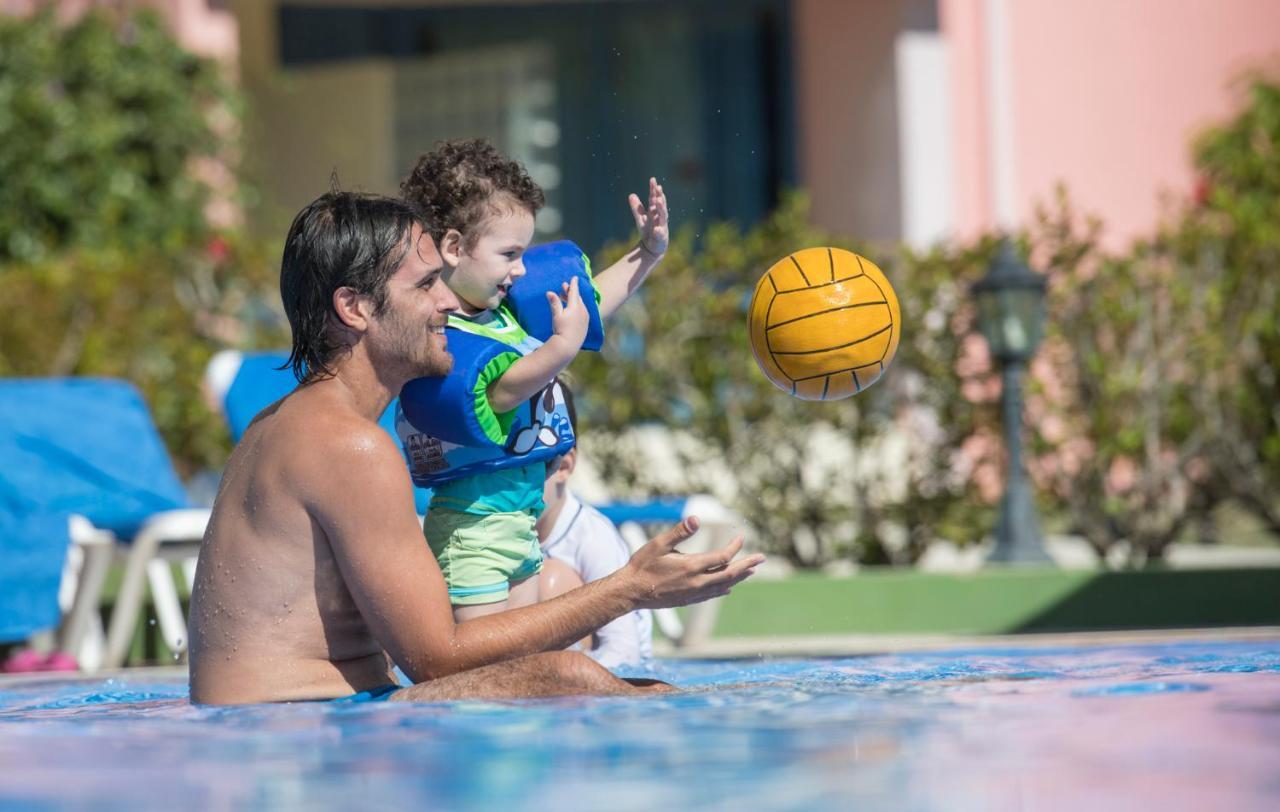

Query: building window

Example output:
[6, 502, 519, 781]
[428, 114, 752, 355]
[278, 0, 793, 251]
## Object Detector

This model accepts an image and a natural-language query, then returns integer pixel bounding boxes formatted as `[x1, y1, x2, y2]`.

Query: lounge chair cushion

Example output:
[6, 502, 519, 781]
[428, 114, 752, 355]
[0, 378, 189, 538]
[0, 509, 70, 643]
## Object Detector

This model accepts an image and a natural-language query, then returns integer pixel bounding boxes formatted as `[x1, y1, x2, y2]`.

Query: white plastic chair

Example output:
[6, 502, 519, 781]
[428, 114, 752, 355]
[0, 378, 207, 672]
[101, 509, 209, 669]
[53, 515, 116, 670]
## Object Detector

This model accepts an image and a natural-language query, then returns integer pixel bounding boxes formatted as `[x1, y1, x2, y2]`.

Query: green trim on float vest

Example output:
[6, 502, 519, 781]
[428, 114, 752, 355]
[449, 306, 539, 446]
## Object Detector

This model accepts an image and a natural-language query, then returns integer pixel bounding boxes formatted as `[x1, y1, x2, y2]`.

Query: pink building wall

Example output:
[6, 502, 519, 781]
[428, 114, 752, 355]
[0, 0, 236, 62]
[943, 0, 1280, 248]
[793, 0, 904, 242]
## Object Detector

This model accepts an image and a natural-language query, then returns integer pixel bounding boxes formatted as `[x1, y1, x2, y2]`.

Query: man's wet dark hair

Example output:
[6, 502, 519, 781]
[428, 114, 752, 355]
[280, 191, 428, 383]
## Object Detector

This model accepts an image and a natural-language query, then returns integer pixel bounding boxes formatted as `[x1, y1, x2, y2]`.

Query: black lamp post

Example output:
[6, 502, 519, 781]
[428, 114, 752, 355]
[973, 238, 1052, 564]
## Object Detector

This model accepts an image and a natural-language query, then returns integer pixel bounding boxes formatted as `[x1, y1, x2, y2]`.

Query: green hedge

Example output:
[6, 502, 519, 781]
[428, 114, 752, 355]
[711, 568, 1280, 637]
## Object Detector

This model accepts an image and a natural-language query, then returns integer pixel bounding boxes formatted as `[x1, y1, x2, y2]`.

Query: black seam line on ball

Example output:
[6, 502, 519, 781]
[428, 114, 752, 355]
[771, 324, 892, 355]
[789, 255, 811, 286]
[766, 301, 888, 331]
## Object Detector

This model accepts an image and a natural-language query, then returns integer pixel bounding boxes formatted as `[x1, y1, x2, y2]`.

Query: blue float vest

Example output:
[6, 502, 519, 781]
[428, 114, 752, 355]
[396, 240, 603, 488]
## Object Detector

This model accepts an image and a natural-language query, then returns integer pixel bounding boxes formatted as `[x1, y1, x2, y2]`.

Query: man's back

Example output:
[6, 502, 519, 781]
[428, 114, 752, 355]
[188, 386, 396, 704]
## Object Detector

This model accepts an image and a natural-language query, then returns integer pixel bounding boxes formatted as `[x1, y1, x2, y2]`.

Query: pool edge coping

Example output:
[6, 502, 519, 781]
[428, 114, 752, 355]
[660, 624, 1280, 658]
[3, 626, 1278, 687]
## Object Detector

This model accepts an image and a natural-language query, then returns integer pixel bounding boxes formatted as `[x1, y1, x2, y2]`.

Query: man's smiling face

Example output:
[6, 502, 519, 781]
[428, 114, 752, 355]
[372, 224, 459, 378]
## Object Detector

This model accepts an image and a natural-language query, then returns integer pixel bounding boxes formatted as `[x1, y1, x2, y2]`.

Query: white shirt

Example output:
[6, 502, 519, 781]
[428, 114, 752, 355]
[541, 491, 653, 669]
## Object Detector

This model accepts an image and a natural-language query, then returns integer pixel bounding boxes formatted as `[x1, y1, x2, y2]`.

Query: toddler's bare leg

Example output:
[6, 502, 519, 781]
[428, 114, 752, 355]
[535, 560, 592, 650]
[538, 558, 583, 599]
[506, 574, 539, 609]
[453, 599, 508, 622]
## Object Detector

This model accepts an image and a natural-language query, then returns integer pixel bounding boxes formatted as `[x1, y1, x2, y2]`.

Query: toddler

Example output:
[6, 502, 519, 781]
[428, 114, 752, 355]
[397, 139, 668, 621]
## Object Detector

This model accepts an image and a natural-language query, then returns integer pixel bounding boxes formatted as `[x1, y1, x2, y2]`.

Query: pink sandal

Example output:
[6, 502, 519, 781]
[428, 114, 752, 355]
[1, 650, 79, 673]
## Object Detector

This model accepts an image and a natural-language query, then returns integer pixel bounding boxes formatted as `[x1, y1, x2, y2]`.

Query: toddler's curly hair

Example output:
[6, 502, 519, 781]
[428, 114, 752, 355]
[400, 138, 545, 250]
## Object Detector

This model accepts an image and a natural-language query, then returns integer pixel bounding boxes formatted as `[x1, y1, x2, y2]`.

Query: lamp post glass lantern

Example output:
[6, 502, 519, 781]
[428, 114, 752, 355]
[974, 239, 1051, 564]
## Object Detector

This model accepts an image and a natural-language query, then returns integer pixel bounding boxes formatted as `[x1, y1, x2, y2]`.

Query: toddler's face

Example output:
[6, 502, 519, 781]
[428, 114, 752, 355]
[447, 206, 536, 315]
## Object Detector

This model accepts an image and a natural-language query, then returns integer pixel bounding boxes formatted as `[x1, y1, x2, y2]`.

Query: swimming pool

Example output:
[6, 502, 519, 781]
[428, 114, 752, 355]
[1, 637, 1277, 811]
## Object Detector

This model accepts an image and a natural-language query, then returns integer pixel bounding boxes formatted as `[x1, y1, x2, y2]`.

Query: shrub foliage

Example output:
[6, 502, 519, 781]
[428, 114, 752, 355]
[0, 10, 282, 473]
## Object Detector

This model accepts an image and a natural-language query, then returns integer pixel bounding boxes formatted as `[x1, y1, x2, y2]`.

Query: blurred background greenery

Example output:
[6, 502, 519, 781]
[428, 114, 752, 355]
[1, 7, 1277, 570]
[0, 11, 286, 472]
[577, 77, 1280, 568]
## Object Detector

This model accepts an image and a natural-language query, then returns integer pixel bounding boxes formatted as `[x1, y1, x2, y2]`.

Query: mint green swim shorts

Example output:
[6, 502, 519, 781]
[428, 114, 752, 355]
[423, 508, 543, 606]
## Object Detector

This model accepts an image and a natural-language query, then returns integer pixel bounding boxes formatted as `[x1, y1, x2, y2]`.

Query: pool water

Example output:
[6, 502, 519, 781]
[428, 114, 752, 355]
[1, 639, 1277, 811]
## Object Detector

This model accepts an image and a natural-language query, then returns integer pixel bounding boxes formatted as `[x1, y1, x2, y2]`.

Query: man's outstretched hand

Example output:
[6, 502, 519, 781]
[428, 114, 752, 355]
[622, 516, 764, 610]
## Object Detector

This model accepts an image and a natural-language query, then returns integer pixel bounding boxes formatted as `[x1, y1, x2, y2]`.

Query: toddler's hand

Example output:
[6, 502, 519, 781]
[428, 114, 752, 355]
[547, 276, 589, 350]
[629, 177, 669, 258]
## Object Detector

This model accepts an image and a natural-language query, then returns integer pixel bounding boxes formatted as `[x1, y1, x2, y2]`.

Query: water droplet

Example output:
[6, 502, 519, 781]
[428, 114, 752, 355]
[148, 618, 156, 626]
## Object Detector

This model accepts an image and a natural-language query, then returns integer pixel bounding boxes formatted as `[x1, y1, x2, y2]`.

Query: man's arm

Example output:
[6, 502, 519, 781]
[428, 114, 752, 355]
[590, 617, 648, 670]
[311, 426, 759, 683]
[594, 177, 669, 320]
[586, 602, 649, 670]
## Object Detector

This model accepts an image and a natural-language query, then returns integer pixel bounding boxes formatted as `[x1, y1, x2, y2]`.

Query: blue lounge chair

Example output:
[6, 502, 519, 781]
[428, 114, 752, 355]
[0, 509, 74, 647]
[0, 378, 208, 671]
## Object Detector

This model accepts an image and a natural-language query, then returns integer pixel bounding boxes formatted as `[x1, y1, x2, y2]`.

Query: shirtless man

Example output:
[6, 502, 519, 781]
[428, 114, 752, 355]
[187, 191, 762, 705]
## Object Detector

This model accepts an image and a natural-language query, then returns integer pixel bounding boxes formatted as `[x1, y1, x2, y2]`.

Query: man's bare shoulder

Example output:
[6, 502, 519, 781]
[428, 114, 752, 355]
[266, 386, 401, 470]
[259, 384, 409, 499]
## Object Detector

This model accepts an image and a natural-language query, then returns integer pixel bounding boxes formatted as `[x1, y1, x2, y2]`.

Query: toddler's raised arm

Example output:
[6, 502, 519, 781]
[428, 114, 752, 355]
[595, 177, 669, 320]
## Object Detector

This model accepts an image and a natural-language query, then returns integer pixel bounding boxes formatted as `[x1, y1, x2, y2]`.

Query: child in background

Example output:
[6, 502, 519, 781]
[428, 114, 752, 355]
[398, 139, 668, 621]
[537, 376, 653, 669]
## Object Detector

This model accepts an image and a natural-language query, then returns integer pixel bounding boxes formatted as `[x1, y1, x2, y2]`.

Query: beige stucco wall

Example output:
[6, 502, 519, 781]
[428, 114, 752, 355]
[231, 0, 400, 234]
[245, 62, 399, 229]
